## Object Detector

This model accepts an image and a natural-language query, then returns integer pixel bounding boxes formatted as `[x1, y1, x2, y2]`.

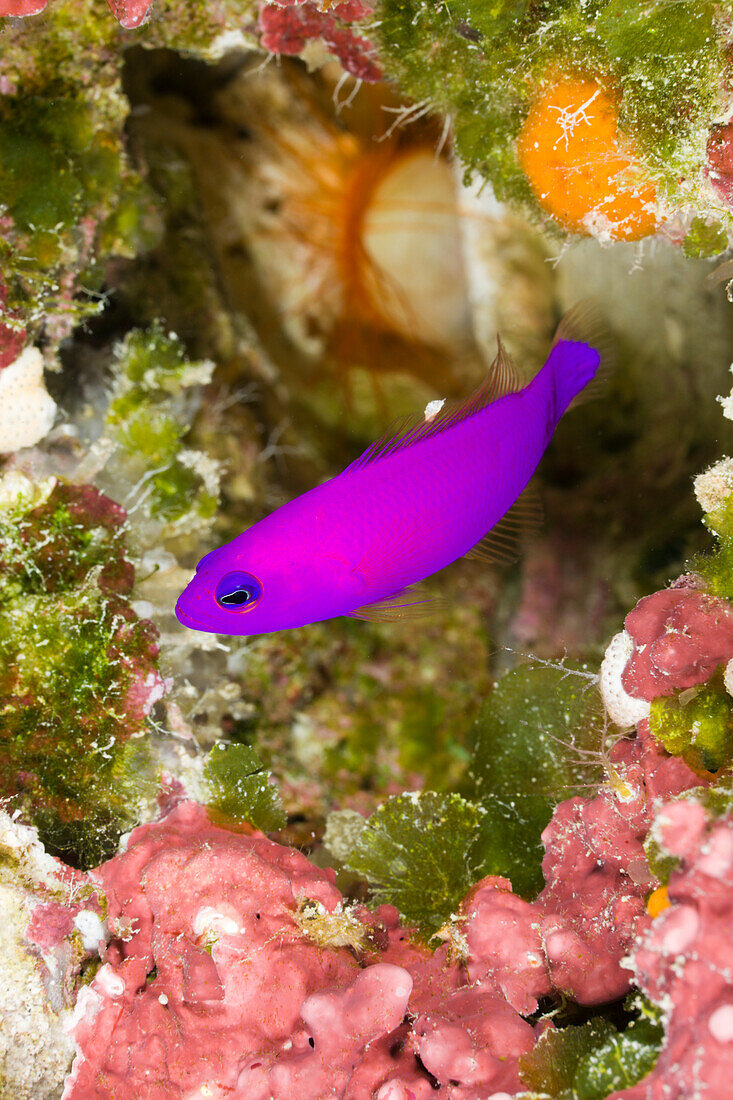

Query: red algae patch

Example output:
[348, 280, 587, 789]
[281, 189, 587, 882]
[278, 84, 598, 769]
[517, 79, 659, 241]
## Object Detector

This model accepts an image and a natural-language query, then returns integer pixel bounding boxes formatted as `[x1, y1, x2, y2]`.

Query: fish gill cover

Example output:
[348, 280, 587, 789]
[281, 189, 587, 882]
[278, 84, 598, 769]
[2, 2, 733, 1099]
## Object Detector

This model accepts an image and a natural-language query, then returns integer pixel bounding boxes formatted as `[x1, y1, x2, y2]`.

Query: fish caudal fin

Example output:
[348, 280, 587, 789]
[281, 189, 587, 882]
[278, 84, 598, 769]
[550, 301, 613, 411]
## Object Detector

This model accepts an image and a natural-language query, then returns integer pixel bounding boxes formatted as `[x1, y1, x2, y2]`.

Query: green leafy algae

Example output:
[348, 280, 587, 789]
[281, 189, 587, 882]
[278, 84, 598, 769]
[683, 217, 729, 259]
[468, 662, 606, 897]
[346, 791, 489, 938]
[106, 324, 218, 525]
[649, 674, 733, 773]
[343, 663, 609, 930]
[697, 492, 733, 599]
[204, 743, 286, 831]
[518, 998, 663, 1099]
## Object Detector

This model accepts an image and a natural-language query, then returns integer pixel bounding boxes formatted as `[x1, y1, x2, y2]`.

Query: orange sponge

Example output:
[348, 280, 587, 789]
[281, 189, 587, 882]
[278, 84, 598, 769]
[517, 79, 658, 241]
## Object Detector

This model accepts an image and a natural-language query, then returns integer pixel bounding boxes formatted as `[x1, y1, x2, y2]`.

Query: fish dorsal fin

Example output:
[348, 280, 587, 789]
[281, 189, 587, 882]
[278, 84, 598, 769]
[342, 338, 528, 476]
[350, 584, 448, 622]
[466, 483, 544, 566]
[482, 336, 528, 402]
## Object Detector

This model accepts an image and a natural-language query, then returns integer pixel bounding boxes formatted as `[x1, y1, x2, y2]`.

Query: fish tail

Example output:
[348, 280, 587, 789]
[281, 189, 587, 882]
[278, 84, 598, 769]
[549, 301, 610, 411]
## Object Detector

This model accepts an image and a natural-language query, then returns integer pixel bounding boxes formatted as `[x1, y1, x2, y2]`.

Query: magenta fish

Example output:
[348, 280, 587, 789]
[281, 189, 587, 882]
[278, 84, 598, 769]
[175, 325, 600, 636]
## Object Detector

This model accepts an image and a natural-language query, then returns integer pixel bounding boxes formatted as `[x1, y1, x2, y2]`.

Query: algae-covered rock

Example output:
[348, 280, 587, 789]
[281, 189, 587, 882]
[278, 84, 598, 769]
[377, 0, 731, 243]
[0, 811, 80, 1100]
[0, 472, 161, 863]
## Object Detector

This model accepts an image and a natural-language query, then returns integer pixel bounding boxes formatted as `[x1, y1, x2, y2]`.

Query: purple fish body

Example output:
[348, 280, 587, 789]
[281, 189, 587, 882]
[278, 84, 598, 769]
[175, 338, 600, 635]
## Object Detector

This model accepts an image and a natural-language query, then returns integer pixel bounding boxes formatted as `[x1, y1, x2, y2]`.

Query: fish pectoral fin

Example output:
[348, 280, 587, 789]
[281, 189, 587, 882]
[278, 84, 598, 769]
[353, 508, 434, 594]
[349, 584, 448, 623]
[466, 483, 544, 566]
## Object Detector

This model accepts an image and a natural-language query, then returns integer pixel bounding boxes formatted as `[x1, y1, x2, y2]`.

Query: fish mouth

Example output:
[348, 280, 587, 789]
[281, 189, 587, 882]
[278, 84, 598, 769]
[174, 597, 221, 634]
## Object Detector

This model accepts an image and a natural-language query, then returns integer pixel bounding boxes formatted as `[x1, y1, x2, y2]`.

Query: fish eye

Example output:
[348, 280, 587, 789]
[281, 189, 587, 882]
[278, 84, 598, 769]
[215, 571, 263, 611]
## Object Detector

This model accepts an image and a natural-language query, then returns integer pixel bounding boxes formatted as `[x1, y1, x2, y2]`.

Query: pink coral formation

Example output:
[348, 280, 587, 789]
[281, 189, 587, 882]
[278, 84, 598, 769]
[621, 576, 733, 701]
[609, 802, 733, 1099]
[0, 0, 151, 26]
[60, 802, 541, 1099]
[258, 0, 382, 81]
[14, 689, 723, 1100]
[53, 729, 714, 1100]
[458, 722, 706, 1010]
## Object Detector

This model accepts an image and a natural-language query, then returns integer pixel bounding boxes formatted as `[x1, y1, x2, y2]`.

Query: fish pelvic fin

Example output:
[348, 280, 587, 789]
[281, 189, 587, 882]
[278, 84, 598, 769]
[349, 584, 448, 622]
[551, 301, 613, 410]
[341, 338, 529, 476]
[466, 483, 544, 566]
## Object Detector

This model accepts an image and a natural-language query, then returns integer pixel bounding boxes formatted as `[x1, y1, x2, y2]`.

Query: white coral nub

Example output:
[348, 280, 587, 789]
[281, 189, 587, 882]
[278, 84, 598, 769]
[0, 347, 57, 453]
[694, 457, 733, 514]
[600, 630, 650, 728]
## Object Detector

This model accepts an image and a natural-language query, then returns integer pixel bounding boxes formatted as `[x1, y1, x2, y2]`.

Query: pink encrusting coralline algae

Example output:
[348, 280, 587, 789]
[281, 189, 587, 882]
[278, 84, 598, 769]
[620, 575, 733, 700]
[460, 721, 707, 1010]
[607, 802, 733, 1100]
[54, 722, 709, 1100]
[60, 802, 539, 1100]
[0, 0, 151, 26]
[258, 0, 382, 82]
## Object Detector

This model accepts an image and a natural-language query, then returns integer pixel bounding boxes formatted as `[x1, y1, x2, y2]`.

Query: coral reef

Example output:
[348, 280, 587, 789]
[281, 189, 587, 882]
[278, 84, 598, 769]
[4, 2, 733, 1096]
[615, 800, 733, 1099]
[59, 801, 542, 1100]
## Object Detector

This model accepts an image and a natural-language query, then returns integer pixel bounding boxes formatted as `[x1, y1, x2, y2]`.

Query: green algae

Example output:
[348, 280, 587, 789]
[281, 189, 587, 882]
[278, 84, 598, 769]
[342, 663, 610, 936]
[682, 217, 729, 260]
[0, 477, 158, 865]
[649, 674, 733, 773]
[346, 791, 489, 938]
[0, 81, 157, 343]
[518, 997, 663, 1099]
[468, 662, 606, 897]
[204, 743, 286, 831]
[696, 491, 733, 599]
[105, 324, 218, 526]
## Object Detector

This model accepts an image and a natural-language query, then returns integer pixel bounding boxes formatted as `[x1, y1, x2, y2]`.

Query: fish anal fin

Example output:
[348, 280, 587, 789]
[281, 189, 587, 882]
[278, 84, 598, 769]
[349, 585, 447, 623]
[341, 336, 529, 476]
[466, 485, 544, 566]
